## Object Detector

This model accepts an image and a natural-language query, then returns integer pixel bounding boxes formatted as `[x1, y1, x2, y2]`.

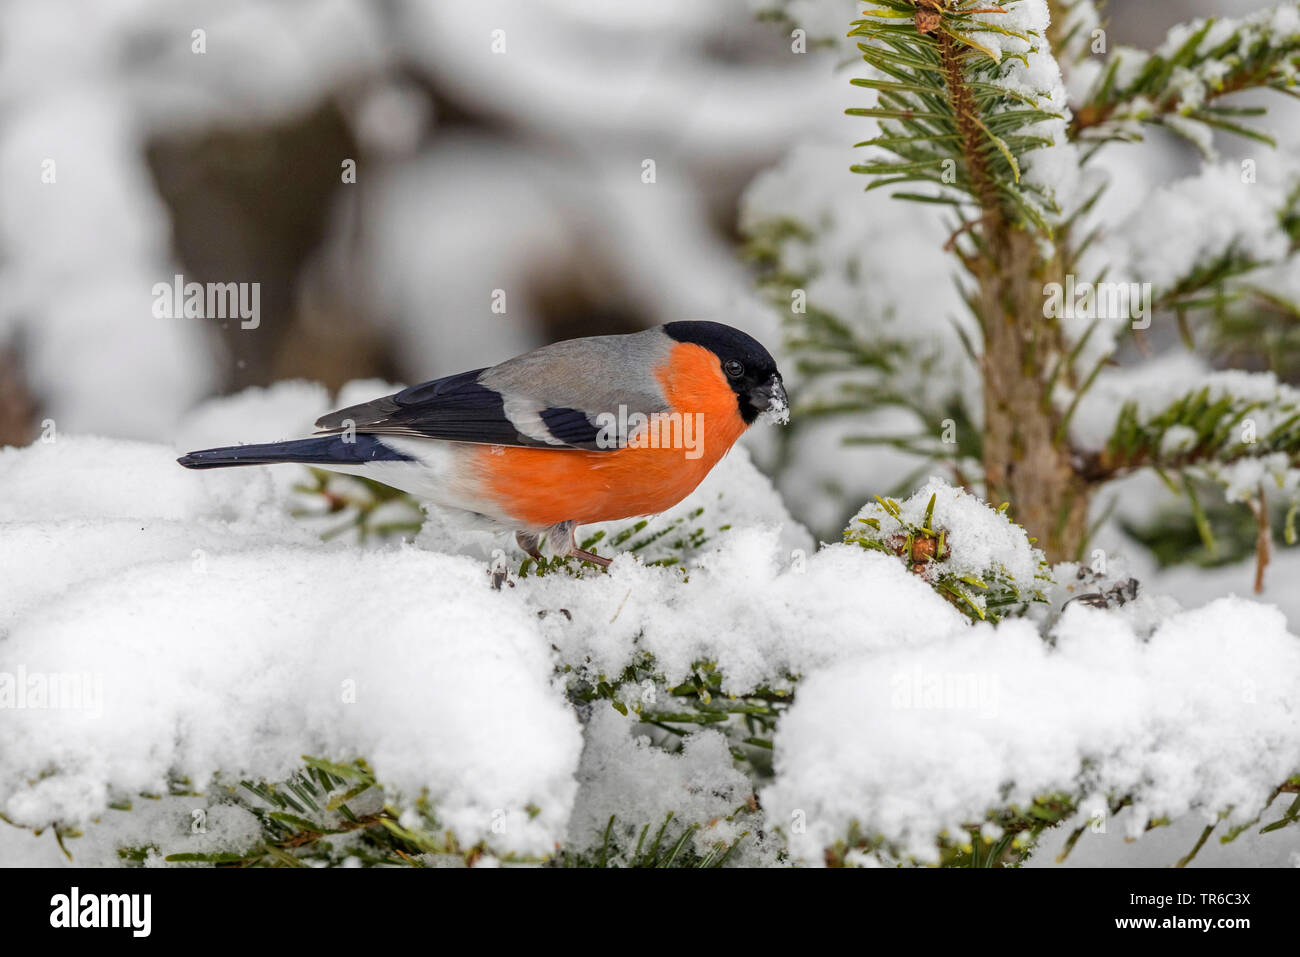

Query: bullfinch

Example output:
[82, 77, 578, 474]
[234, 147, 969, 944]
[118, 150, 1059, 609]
[178, 321, 788, 566]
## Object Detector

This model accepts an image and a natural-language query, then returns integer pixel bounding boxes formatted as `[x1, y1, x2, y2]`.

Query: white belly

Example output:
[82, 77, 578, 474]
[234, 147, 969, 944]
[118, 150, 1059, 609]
[320, 437, 513, 526]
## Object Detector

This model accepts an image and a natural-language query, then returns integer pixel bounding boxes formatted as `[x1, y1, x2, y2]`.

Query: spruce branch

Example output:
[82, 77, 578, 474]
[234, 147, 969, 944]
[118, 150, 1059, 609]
[937, 22, 1003, 225]
[1072, 7, 1300, 150]
[845, 484, 1051, 620]
[1199, 183, 1300, 372]
[848, 0, 1065, 232]
[293, 469, 425, 542]
[1084, 379, 1300, 481]
[1211, 285, 1300, 381]
[1080, 375, 1300, 589]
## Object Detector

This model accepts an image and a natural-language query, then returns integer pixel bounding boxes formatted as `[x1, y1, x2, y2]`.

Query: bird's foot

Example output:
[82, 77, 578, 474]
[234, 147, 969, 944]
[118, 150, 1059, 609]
[515, 531, 545, 561]
[542, 521, 612, 570]
[568, 547, 612, 569]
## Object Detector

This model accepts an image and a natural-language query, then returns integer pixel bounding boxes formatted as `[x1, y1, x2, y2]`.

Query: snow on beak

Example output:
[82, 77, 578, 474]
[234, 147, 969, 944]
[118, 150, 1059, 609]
[752, 375, 790, 425]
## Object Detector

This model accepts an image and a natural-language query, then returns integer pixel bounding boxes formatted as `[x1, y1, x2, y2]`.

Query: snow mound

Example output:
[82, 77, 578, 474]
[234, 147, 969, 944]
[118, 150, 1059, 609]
[1, 537, 582, 858]
[764, 597, 1300, 864]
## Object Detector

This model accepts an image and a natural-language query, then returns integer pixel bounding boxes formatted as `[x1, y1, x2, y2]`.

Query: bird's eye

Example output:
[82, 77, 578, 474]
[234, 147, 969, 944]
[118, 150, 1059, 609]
[723, 359, 744, 378]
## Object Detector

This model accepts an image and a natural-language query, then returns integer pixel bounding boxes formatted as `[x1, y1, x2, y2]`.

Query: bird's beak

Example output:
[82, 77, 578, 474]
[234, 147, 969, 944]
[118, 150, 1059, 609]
[750, 375, 789, 425]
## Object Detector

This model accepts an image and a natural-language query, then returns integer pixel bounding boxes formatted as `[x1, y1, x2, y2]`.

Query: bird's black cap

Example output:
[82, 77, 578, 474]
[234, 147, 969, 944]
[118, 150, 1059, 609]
[663, 321, 783, 423]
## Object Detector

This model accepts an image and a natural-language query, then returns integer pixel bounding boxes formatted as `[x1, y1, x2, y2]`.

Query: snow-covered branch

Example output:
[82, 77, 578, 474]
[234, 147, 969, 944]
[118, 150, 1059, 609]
[1073, 6, 1300, 154]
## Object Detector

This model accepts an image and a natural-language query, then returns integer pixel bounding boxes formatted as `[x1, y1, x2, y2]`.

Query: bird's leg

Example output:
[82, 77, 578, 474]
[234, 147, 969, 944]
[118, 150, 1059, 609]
[548, 521, 612, 569]
[570, 542, 613, 568]
[515, 530, 545, 561]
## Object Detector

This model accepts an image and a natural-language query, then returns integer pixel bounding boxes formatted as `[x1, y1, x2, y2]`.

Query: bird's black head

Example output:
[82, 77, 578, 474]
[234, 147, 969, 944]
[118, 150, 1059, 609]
[663, 321, 788, 425]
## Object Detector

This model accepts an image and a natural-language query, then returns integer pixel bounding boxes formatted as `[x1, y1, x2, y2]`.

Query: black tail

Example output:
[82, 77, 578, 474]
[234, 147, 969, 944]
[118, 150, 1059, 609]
[177, 435, 413, 470]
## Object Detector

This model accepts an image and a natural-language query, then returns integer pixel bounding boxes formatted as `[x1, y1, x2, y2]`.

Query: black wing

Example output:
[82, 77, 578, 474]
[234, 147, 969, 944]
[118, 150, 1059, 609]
[314, 369, 603, 449]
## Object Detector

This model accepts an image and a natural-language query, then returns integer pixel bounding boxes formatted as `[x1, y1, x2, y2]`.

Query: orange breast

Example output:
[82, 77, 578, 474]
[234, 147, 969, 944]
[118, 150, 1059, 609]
[473, 342, 748, 528]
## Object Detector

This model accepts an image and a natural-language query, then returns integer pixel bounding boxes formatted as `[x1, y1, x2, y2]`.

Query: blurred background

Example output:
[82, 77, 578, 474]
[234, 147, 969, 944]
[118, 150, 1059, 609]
[0, 0, 1284, 540]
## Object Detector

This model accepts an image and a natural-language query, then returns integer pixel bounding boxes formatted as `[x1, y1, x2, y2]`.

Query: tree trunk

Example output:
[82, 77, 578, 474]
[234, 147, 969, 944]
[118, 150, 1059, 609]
[936, 27, 1092, 562]
[975, 229, 1091, 563]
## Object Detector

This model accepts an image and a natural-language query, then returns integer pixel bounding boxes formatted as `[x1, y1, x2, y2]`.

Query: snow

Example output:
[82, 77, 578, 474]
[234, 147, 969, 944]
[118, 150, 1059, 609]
[1083, 5, 1300, 149]
[563, 710, 774, 866]
[747, 141, 930, 288]
[0, 463, 583, 856]
[847, 476, 1047, 603]
[397, 0, 833, 160]
[740, 130, 977, 534]
[1106, 161, 1288, 294]
[966, 1, 1083, 218]
[1110, 46, 1151, 93]
[0, 383, 813, 861]
[1073, 352, 1300, 445]
[1070, 351, 1300, 505]
[1052, 0, 1103, 70]
[528, 531, 966, 696]
[1158, 6, 1300, 63]
[1163, 114, 1216, 157]
[2, 382, 1300, 866]
[764, 597, 1300, 865]
[774, 406, 945, 536]
[1063, 126, 1298, 370]
[1159, 423, 1199, 457]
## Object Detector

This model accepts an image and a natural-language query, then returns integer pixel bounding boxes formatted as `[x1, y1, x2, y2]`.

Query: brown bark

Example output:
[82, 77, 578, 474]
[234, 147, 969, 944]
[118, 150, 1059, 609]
[974, 230, 1091, 562]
